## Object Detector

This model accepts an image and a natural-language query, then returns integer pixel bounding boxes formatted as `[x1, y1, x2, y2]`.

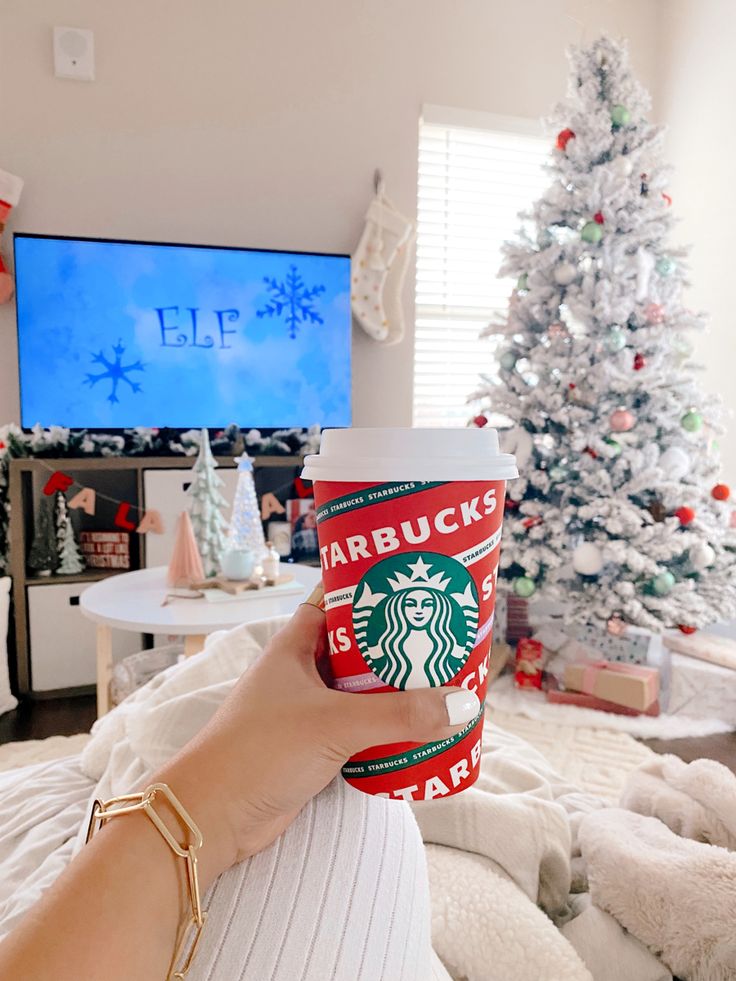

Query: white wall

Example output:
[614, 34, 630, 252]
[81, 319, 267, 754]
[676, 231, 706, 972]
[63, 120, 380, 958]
[0, 0, 661, 429]
[658, 0, 736, 476]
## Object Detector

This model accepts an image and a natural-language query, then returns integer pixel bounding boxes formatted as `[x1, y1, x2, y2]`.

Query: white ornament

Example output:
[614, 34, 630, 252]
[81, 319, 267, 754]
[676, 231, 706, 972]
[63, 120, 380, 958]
[659, 446, 690, 480]
[635, 247, 656, 302]
[554, 262, 578, 286]
[613, 155, 633, 177]
[572, 542, 605, 576]
[689, 542, 715, 570]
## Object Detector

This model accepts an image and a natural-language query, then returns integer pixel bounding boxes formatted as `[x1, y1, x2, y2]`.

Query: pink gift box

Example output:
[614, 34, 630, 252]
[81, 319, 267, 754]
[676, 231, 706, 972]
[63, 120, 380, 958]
[564, 659, 659, 711]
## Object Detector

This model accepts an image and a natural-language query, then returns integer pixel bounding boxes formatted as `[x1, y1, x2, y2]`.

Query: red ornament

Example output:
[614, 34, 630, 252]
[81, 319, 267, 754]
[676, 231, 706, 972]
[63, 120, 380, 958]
[0, 441, 4, 450]
[678, 624, 697, 635]
[675, 506, 696, 526]
[584, 446, 598, 459]
[556, 128, 576, 151]
[633, 352, 646, 371]
[505, 498, 520, 511]
[522, 516, 543, 530]
[473, 414, 489, 428]
[712, 483, 731, 501]
[568, 382, 576, 390]
[593, 211, 605, 225]
[662, 192, 672, 206]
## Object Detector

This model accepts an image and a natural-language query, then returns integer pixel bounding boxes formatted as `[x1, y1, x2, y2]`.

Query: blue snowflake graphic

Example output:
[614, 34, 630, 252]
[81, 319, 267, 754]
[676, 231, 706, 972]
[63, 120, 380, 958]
[84, 340, 145, 404]
[256, 264, 326, 339]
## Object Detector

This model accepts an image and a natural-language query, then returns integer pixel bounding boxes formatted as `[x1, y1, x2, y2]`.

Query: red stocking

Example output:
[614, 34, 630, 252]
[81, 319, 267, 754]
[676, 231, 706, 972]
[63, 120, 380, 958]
[0, 169, 24, 304]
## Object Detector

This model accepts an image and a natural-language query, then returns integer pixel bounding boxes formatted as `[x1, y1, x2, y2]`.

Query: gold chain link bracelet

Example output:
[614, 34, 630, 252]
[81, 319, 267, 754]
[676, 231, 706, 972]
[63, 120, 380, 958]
[86, 782, 207, 980]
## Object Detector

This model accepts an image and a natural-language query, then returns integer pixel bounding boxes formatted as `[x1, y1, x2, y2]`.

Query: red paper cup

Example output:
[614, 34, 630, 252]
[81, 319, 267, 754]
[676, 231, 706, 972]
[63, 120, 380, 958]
[301, 428, 517, 800]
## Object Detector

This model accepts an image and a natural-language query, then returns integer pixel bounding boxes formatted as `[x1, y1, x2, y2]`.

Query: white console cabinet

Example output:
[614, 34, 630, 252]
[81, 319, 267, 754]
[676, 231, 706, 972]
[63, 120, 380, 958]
[27, 581, 142, 692]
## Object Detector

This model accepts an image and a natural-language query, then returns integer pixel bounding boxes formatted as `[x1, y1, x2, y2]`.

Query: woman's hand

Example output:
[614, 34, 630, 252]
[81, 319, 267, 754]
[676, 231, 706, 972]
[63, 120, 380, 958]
[158, 602, 480, 886]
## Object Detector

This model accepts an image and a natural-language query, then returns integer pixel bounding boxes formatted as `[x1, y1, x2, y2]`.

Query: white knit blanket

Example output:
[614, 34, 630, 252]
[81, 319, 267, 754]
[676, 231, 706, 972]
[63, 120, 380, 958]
[0, 618, 671, 981]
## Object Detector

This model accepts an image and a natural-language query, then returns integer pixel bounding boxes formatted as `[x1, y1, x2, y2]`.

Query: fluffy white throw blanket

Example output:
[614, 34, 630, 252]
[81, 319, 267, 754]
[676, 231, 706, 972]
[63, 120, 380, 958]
[2, 616, 730, 980]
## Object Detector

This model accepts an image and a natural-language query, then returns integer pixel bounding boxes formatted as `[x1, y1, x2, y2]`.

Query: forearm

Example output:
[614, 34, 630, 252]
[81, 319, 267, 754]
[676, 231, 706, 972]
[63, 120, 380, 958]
[0, 757, 228, 981]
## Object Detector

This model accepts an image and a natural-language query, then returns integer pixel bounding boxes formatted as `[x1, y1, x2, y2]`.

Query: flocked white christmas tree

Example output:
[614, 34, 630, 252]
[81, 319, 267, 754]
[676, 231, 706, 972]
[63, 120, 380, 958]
[225, 454, 266, 558]
[186, 429, 228, 577]
[478, 36, 736, 633]
[55, 491, 85, 575]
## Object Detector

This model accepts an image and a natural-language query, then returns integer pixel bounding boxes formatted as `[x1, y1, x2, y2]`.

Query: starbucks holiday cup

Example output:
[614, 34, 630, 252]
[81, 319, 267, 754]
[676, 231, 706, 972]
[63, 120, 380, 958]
[301, 428, 517, 800]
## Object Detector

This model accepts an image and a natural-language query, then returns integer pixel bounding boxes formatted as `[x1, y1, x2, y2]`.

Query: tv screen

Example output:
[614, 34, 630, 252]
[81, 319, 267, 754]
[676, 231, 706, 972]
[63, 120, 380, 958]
[14, 233, 352, 430]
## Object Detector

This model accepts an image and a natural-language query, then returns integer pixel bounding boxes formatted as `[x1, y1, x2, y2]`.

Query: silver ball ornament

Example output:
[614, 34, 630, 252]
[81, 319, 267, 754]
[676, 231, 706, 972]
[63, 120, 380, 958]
[613, 156, 633, 177]
[554, 262, 578, 286]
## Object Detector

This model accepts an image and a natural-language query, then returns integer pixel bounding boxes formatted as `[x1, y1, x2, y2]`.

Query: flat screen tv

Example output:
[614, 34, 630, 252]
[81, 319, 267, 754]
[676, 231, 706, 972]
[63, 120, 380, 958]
[14, 233, 352, 430]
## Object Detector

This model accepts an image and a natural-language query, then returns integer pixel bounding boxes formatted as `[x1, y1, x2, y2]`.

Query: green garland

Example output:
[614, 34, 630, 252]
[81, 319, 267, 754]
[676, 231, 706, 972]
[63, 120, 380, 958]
[0, 423, 321, 574]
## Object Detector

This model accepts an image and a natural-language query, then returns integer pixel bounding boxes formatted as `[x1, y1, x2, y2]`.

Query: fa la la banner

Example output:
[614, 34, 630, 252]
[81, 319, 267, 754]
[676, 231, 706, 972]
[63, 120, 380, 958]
[43, 470, 164, 535]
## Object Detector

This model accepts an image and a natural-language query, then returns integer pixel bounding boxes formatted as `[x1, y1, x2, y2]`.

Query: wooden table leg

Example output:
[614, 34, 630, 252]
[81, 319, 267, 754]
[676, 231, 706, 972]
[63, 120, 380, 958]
[96, 625, 113, 718]
[183, 634, 207, 658]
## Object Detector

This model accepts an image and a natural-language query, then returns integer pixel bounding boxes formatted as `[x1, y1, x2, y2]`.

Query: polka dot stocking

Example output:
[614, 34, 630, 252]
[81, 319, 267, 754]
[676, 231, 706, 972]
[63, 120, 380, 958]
[352, 191, 414, 342]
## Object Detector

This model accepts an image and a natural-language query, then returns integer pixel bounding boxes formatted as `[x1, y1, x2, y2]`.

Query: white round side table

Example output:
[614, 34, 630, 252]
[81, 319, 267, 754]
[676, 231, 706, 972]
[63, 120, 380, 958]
[80, 564, 322, 716]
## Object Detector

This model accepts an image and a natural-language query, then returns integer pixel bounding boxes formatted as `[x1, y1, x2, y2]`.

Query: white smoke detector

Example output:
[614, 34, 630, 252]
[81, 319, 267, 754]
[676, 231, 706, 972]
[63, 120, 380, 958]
[53, 27, 95, 81]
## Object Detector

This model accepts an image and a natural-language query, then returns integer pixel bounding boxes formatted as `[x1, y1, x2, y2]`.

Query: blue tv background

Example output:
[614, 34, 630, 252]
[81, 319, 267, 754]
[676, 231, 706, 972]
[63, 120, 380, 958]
[14, 235, 352, 429]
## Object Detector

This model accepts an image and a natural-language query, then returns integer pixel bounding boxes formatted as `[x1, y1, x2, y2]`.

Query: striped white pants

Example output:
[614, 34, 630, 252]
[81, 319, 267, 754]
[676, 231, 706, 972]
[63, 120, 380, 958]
[190, 776, 434, 981]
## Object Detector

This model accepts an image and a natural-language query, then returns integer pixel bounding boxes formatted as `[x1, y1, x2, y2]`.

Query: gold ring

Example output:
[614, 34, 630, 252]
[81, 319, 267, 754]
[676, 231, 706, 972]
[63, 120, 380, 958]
[301, 582, 325, 611]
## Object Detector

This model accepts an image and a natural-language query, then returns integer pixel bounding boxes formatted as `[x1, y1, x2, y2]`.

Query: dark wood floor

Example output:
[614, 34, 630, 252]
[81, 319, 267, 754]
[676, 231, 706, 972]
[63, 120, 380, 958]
[641, 732, 736, 772]
[0, 695, 96, 744]
[1, 696, 735, 776]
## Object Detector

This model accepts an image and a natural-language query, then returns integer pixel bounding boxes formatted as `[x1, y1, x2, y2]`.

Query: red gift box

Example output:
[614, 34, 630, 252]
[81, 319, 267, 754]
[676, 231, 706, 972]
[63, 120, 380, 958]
[515, 637, 543, 689]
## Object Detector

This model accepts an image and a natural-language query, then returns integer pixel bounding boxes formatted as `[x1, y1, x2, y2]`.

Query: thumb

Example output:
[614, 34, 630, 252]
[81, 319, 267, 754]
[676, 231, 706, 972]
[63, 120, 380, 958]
[334, 685, 482, 755]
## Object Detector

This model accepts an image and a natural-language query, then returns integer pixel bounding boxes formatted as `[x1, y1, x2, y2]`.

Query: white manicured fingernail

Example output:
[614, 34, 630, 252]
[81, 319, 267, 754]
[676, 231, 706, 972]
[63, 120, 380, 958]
[443, 688, 481, 726]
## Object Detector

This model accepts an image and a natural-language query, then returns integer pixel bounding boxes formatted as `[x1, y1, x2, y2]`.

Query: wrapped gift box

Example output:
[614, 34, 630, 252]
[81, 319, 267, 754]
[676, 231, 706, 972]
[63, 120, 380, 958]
[564, 660, 659, 711]
[545, 676, 660, 717]
[573, 622, 653, 664]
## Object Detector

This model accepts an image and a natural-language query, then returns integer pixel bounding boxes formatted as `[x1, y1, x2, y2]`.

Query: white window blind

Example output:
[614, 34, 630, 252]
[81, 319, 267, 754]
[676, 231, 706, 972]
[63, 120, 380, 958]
[413, 107, 550, 427]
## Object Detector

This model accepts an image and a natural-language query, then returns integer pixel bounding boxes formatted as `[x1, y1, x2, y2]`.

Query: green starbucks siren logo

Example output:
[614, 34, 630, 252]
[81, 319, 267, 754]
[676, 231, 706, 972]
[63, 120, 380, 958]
[352, 552, 479, 690]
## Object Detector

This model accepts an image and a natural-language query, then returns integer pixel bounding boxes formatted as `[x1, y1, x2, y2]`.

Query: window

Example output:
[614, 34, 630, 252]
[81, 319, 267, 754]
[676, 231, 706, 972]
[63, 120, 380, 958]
[413, 106, 550, 427]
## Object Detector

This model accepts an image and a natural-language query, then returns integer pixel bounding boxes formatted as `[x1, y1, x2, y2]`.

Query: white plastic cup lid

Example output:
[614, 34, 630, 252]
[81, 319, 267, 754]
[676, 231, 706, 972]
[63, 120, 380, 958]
[301, 427, 518, 483]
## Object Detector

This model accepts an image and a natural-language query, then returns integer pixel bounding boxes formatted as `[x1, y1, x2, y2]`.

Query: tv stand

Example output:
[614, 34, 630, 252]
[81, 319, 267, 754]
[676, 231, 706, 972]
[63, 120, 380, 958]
[8, 454, 301, 697]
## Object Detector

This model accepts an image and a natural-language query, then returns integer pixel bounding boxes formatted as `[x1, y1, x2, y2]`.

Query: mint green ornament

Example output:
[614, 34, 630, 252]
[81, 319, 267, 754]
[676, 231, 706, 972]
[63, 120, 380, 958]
[656, 257, 675, 276]
[681, 410, 703, 432]
[581, 221, 603, 244]
[611, 104, 630, 127]
[500, 351, 518, 371]
[514, 576, 536, 598]
[652, 570, 676, 596]
[517, 273, 529, 291]
[549, 465, 568, 482]
[604, 437, 622, 456]
[605, 326, 626, 353]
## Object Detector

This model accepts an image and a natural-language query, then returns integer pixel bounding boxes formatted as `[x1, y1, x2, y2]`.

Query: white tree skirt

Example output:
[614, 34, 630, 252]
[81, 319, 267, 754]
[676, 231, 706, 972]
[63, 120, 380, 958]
[488, 674, 734, 740]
